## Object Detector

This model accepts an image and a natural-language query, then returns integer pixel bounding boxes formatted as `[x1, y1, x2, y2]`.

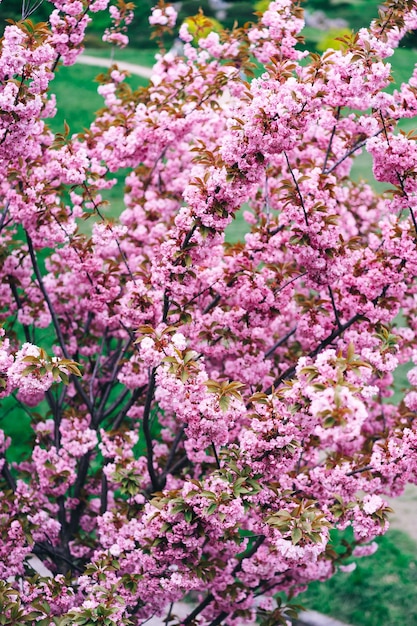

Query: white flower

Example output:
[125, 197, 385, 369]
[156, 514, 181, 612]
[362, 494, 383, 515]
[172, 333, 187, 351]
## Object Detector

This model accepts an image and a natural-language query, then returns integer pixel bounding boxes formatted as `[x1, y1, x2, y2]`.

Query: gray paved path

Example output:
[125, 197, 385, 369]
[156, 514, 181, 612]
[78, 53, 153, 79]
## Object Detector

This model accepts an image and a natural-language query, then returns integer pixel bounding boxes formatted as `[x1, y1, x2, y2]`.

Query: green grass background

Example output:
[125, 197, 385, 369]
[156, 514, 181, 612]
[296, 529, 417, 626]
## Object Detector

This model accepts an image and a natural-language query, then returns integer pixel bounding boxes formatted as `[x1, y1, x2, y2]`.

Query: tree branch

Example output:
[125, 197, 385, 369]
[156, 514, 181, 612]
[328, 285, 342, 331]
[265, 326, 297, 358]
[274, 271, 307, 296]
[322, 106, 341, 173]
[104, 388, 130, 420]
[211, 441, 221, 469]
[161, 426, 185, 476]
[8, 277, 32, 343]
[284, 151, 309, 227]
[346, 464, 373, 476]
[182, 535, 265, 625]
[110, 386, 146, 430]
[1, 457, 16, 491]
[324, 128, 384, 175]
[143, 368, 160, 492]
[94, 338, 131, 425]
[89, 329, 107, 407]
[203, 278, 237, 315]
[0, 202, 10, 233]
[25, 230, 94, 416]
[32, 542, 83, 573]
[68, 451, 92, 537]
[100, 468, 108, 515]
[266, 312, 363, 393]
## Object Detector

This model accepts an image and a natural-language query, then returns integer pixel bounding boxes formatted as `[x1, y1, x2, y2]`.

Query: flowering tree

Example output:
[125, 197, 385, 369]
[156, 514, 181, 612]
[2, 0, 417, 623]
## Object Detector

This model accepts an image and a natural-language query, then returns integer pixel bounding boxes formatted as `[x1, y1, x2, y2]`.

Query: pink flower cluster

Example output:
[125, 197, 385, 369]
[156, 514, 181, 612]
[2, 1, 417, 624]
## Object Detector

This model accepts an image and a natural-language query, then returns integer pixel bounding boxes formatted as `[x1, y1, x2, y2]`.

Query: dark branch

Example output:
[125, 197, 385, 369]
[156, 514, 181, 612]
[68, 451, 92, 537]
[265, 326, 297, 358]
[100, 469, 108, 515]
[266, 312, 363, 393]
[328, 286, 342, 331]
[95, 338, 132, 425]
[25, 231, 94, 416]
[32, 542, 83, 573]
[346, 465, 373, 477]
[143, 369, 160, 491]
[324, 128, 384, 175]
[110, 386, 146, 430]
[162, 427, 185, 477]
[182, 536, 265, 625]
[284, 151, 309, 227]
[8, 278, 32, 343]
[322, 106, 341, 173]
[1, 457, 16, 491]
[211, 441, 221, 469]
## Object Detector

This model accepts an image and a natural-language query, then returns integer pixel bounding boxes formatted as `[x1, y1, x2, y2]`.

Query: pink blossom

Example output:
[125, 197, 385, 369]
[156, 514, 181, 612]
[1, 1, 417, 623]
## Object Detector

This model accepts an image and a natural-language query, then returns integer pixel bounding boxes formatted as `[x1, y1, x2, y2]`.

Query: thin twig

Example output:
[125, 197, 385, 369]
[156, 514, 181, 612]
[25, 231, 94, 416]
[379, 109, 390, 144]
[346, 465, 373, 476]
[162, 427, 185, 475]
[322, 106, 341, 173]
[203, 277, 238, 315]
[265, 326, 297, 358]
[377, 7, 394, 40]
[211, 441, 221, 469]
[22, 0, 44, 19]
[90, 329, 107, 407]
[324, 128, 384, 175]
[95, 338, 131, 424]
[284, 151, 309, 227]
[164, 603, 174, 626]
[1, 458, 16, 491]
[265, 173, 270, 226]
[111, 386, 146, 430]
[274, 271, 307, 295]
[0, 203, 10, 233]
[328, 285, 342, 330]
[266, 312, 363, 393]
[103, 388, 130, 420]
[143, 369, 160, 492]
[82, 182, 137, 285]
[182, 535, 265, 625]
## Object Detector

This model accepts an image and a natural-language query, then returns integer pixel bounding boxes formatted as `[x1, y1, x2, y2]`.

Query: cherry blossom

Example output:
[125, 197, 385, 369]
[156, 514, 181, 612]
[1, 1, 417, 624]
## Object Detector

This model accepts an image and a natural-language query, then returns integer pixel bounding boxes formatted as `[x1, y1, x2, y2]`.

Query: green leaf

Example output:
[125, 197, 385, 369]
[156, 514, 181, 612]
[205, 503, 217, 516]
[291, 527, 302, 545]
[219, 395, 231, 412]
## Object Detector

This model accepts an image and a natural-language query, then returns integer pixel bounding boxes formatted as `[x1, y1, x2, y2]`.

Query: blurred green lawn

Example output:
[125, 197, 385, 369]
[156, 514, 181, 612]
[295, 528, 417, 626]
[49, 62, 149, 134]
